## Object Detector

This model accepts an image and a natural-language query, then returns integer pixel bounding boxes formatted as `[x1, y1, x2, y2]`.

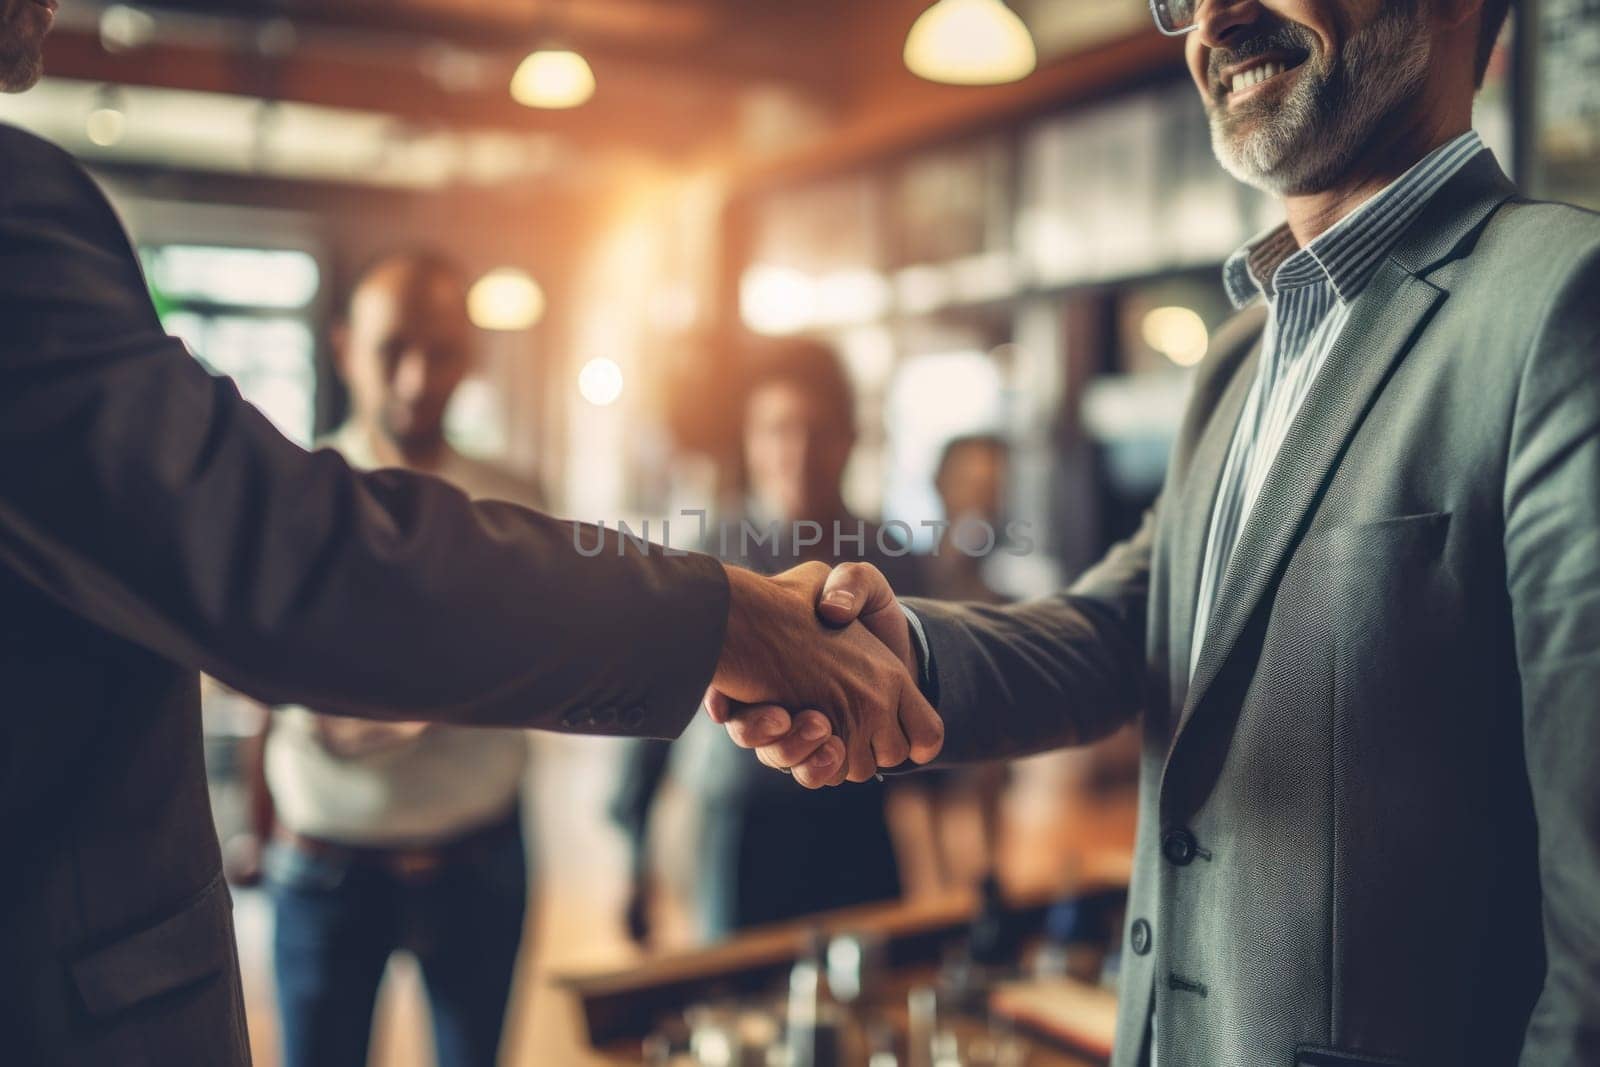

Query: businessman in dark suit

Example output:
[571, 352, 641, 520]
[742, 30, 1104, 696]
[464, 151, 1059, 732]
[726, 1, 1600, 1064]
[0, 6, 939, 1063]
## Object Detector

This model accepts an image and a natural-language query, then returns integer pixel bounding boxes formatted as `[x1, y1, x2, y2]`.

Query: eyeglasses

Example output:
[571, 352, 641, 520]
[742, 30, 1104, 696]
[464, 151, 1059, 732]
[1149, 0, 1199, 36]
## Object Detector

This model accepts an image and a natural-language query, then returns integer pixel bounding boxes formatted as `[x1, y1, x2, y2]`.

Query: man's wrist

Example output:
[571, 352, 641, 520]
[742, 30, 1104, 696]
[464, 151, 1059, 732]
[714, 562, 759, 678]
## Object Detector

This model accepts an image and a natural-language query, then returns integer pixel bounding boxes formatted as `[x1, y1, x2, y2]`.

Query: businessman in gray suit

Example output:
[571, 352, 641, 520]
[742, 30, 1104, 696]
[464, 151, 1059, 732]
[720, 0, 1600, 1064]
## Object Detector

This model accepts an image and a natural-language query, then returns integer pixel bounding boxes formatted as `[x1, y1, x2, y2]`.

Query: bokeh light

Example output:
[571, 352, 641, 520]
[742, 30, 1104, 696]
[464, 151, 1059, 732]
[511, 50, 597, 110]
[904, 0, 1037, 86]
[468, 268, 546, 332]
[1141, 305, 1209, 367]
[577, 357, 624, 407]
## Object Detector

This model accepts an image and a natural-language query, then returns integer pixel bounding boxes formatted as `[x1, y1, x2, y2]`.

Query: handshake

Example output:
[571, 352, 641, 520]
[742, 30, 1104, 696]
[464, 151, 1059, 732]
[705, 561, 944, 788]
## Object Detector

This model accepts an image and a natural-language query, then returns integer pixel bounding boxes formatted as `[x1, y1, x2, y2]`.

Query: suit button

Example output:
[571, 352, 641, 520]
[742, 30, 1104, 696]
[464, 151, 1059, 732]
[1162, 828, 1199, 866]
[560, 710, 584, 728]
[591, 707, 617, 727]
[619, 705, 646, 729]
[1130, 918, 1152, 956]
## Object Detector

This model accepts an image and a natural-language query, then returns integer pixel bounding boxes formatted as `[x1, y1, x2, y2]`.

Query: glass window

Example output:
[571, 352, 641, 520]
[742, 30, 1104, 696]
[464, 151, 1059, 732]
[144, 245, 320, 309]
[143, 244, 320, 446]
[882, 350, 1007, 550]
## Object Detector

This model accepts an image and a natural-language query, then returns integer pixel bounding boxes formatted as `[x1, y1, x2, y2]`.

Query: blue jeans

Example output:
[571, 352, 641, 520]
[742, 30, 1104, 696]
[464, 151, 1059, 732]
[266, 818, 528, 1067]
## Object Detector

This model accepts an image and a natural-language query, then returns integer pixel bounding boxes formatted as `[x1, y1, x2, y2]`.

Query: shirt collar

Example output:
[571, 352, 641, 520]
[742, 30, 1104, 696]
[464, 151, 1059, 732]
[1223, 130, 1488, 309]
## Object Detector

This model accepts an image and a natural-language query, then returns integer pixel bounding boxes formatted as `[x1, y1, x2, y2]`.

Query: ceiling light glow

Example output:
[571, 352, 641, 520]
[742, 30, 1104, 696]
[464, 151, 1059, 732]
[578, 358, 624, 407]
[511, 49, 596, 110]
[904, 0, 1038, 86]
[468, 268, 546, 331]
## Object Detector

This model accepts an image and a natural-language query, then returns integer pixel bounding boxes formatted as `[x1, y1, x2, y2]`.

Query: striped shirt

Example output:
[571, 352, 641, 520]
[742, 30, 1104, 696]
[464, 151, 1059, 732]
[1188, 131, 1488, 678]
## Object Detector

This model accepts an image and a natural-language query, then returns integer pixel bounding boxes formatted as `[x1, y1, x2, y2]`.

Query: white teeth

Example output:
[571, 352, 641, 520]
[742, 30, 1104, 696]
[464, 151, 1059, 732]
[1231, 61, 1285, 93]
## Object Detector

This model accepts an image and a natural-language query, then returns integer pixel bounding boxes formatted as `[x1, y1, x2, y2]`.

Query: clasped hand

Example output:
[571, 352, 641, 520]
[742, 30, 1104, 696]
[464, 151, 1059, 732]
[708, 560, 937, 788]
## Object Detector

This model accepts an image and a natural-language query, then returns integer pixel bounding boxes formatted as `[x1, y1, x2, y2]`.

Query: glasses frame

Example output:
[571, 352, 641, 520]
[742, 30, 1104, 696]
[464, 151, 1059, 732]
[1149, 0, 1199, 36]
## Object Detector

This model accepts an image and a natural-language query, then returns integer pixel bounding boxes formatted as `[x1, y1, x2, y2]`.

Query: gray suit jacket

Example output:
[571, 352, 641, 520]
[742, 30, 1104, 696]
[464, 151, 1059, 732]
[910, 154, 1600, 1067]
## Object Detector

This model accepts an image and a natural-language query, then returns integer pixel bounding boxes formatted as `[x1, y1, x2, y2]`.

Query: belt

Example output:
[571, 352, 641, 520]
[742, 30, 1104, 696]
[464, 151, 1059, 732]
[274, 808, 519, 880]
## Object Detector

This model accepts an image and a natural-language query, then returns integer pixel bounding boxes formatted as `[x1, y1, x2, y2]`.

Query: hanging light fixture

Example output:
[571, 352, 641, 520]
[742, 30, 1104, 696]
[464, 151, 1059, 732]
[510, 48, 595, 109]
[510, 0, 594, 109]
[904, 0, 1037, 86]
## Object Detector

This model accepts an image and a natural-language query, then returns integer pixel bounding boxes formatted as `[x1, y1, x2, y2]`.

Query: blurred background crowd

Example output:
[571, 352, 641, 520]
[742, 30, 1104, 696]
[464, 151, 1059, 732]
[3, 1, 1595, 1064]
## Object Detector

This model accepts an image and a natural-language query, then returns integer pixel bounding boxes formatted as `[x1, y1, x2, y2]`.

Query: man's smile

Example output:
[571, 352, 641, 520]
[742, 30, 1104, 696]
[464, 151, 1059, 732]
[1217, 48, 1311, 107]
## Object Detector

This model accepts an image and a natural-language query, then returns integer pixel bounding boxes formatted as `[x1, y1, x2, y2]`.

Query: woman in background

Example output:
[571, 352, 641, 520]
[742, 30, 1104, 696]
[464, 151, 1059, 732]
[613, 340, 923, 941]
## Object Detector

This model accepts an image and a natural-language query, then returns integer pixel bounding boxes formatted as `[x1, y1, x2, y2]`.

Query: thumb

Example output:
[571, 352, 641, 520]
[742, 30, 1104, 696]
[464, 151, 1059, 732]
[819, 563, 914, 676]
[817, 562, 894, 627]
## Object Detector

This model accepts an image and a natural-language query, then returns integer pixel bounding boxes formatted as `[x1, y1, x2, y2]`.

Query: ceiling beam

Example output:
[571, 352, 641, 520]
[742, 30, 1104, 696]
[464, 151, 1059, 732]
[120, 0, 718, 44]
[102, 0, 845, 97]
[40, 26, 741, 156]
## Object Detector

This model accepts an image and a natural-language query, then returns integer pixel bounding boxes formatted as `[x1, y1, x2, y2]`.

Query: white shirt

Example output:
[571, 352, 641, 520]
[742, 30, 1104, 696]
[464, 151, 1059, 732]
[263, 425, 539, 846]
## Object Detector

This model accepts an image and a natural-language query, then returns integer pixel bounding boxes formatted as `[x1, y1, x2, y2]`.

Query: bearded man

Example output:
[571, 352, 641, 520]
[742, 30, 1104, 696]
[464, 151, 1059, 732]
[726, 1, 1600, 1064]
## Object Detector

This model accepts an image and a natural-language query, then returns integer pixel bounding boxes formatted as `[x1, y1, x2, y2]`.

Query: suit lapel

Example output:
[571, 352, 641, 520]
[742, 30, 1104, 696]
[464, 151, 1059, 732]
[1166, 333, 1261, 707]
[1169, 152, 1518, 740]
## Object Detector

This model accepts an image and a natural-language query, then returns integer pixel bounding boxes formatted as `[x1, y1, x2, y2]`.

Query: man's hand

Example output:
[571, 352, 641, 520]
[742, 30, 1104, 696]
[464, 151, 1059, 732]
[709, 561, 930, 787]
[709, 561, 940, 785]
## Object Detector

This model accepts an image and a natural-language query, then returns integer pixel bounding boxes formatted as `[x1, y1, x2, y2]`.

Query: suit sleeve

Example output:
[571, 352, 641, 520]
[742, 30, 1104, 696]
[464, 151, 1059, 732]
[902, 505, 1154, 763]
[0, 128, 728, 737]
[1506, 239, 1600, 1065]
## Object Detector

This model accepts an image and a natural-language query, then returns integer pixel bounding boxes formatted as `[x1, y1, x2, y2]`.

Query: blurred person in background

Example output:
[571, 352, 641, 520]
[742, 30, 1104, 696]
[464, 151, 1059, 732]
[236, 251, 543, 1067]
[927, 434, 1012, 607]
[612, 340, 924, 942]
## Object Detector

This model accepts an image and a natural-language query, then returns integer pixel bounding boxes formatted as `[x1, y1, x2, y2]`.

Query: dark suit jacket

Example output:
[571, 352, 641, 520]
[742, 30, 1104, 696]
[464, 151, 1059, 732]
[0, 124, 728, 1064]
[910, 154, 1600, 1066]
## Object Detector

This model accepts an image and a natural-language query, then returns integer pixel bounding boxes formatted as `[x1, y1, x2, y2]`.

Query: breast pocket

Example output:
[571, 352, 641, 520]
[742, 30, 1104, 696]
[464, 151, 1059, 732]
[1275, 509, 1449, 653]
[1305, 510, 1451, 574]
[1311, 511, 1454, 696]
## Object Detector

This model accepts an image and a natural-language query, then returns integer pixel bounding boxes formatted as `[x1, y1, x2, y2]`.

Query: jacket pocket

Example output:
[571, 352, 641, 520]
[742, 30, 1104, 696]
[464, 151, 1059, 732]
[1296, 1045, 1407, 1066]
[1303, 510, 1451, 559]
[68, 871, 233, 1018]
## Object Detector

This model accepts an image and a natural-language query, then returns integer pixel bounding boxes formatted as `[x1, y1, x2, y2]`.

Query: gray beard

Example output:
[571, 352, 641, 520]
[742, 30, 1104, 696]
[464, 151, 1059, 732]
[0, 32, 43, 93]
[1209, 10, 1432, 196]
[0, 47, 42, 92]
